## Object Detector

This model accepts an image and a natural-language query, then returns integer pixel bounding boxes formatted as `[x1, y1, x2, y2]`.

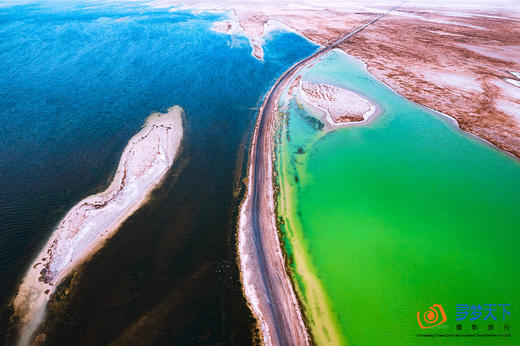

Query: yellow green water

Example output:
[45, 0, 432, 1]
[274, 51, 520, 345]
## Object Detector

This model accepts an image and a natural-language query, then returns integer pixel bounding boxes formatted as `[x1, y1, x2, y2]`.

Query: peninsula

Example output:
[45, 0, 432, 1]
[13, 106, 184, 345]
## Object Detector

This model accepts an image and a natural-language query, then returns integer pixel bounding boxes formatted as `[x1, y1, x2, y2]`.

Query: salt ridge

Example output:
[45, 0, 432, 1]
[13, 106, 184, 345]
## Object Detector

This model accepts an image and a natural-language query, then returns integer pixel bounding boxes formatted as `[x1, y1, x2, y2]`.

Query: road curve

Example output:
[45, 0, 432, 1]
[238, 4, 402, 345]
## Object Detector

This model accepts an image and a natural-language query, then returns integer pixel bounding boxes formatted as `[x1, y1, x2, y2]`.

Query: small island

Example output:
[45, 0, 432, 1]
[13, 106, 184, 344]
[297, 80, 378, 127]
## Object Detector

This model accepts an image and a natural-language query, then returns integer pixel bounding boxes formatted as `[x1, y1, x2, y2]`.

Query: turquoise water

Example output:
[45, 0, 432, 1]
[276, 51, 520, 345]
[0, 1, 318, 343]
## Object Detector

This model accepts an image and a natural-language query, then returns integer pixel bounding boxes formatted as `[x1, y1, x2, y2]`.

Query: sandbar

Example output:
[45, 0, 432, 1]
[13, 106, 184, 345]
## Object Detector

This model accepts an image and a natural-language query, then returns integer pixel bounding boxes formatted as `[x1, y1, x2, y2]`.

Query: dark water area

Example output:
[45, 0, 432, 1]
[0, 1, 318, 344]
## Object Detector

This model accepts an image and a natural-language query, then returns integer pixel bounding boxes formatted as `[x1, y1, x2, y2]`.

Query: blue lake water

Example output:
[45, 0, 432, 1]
[0, 1, 318, 343]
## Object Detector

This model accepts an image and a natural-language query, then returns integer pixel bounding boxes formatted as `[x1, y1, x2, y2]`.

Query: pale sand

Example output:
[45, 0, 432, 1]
[212, 12, 314, 60]
[237, 60, 312, 346]
[237, 99, 308, 346]
[13, 106, 184, 345]
[297, 80, 378, 126]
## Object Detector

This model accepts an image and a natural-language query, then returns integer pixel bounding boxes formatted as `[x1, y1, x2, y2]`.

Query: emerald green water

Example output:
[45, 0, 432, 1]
[275, 51, 520, 345]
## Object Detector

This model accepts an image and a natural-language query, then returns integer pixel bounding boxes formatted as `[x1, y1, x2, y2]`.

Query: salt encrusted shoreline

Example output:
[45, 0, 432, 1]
[13, 106, 184, 345]
[237, 82, 310, 346]
[202, 0, 520, 158]
[237, 53, 317, 346]
[235, 6, 399, 343]
[212, 13, 313, 60]
[295, 80, 379, 128]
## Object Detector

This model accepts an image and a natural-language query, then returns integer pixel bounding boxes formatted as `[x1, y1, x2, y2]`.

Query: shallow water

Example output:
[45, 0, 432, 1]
[0, 1, 318, 343]
[276, 51, 520, 345]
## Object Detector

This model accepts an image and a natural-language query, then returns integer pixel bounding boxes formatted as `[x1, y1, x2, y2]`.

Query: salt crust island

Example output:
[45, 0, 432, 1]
[292, 77, 378, 127]
[13, 106, 184, 345]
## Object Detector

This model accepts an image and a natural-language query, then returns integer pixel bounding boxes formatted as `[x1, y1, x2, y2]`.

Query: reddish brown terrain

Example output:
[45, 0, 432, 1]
[334, 9, 520, 158]
[227, 5, 520, 157]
